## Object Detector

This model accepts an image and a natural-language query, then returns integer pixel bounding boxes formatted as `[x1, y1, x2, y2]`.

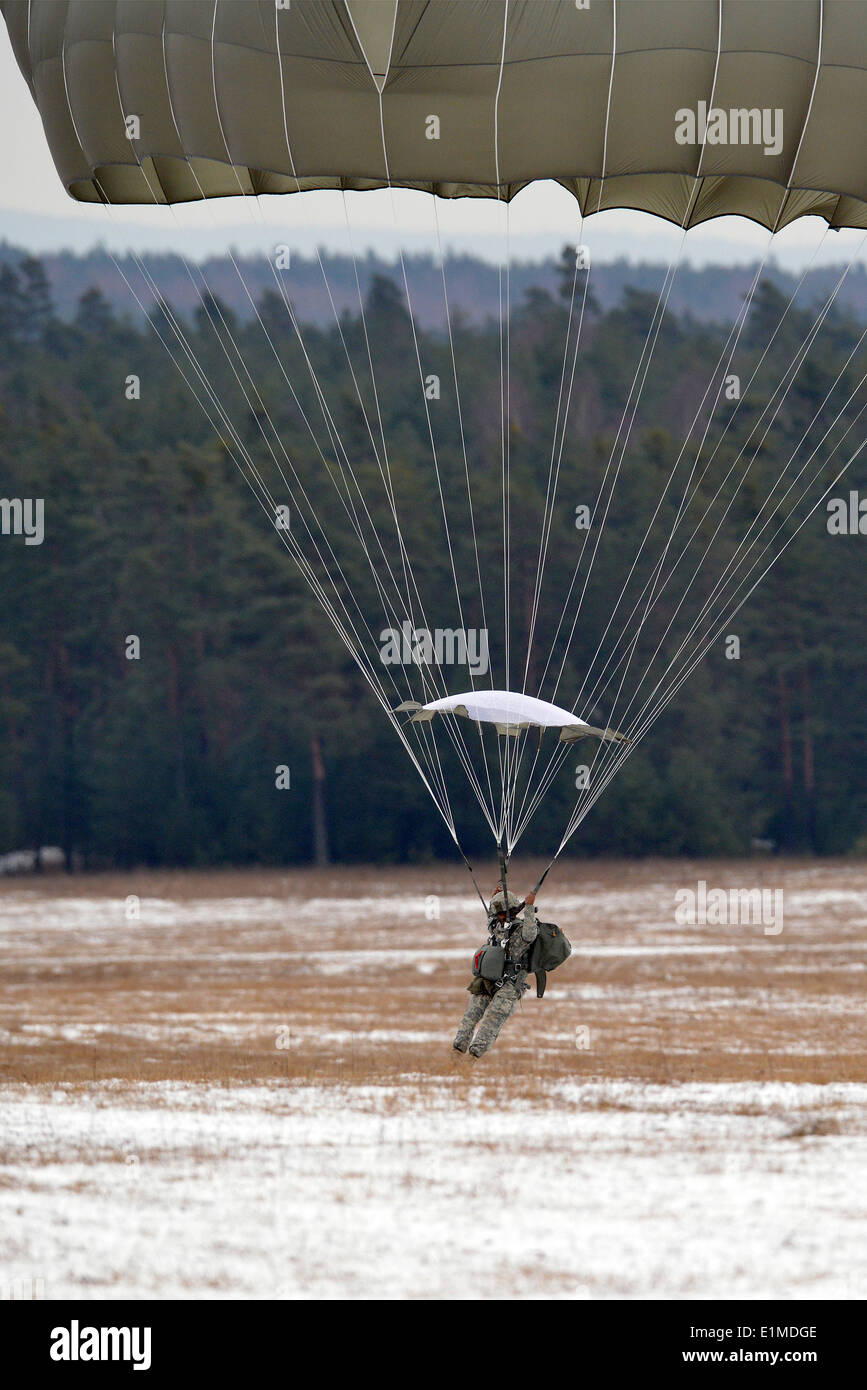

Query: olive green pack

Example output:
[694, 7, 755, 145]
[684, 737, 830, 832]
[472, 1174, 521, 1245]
[528, 921, 572, 997]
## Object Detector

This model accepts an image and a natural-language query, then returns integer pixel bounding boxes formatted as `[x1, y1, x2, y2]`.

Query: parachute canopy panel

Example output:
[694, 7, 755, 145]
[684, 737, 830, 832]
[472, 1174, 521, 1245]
[396, 690, 630, 743]
[2, 0, 866, 229]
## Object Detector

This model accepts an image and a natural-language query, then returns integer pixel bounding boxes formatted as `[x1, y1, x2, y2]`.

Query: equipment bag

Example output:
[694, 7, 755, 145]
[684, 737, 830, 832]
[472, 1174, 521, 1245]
[527, 921, 571, 997]
[472, 943, 506, 982]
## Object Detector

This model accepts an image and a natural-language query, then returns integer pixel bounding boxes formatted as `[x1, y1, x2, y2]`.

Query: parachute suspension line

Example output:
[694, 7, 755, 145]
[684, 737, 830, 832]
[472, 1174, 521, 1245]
[564, 417, 867, 851]
[318, 209, 459, 734]
[270, 0, 461, 724]
[309, 2, 500, 834]
[527, 0, 618, 707]
[575, 259, 771, 714]
[494, 211, 514, 845]
[595, 0, 835, 761]
[541, 0, 719, 708]
[281, 212, 480, 821]
[493, 0, 513, 842]
[180, 9, 442, 711]
[357, 21, 506, 836]
[271, 11, 486, 819]
[86, 207, 458, 842]
[603, 390, 867, 778]
[258, 208, 435, 681]
[622, 334, 867, 751]
[573, 220, 833, 732]
[512, 220, 605, 835]
[573, 0, 825, 748]
[329, 203, 500, 831]
[565, 289, 867, 840]
[335, 191, 442, 676]
[510, 3, 620, 840]
[572, 0, 823, 720]
[280, 12, 453, 733]
[522, 208, 592, 693]
[569, 279, 866, 841]
[505, 731, 536, 856]
[115, 240, 456, 828]
[515, 234, 697, 844]
[628, 377, 867, 761]
[234, 2, 496, 832]
[565, 0, 830, 831]
[103, 16, 459, 831]
[501, 196, 514, 845]
[598, 0, 618, 214]
[772, 0, 824, 239]
[574, 236, 867, 825]
[338, 196, 405, 557]
[552, 0, 620, 680]
[541, 5, 725, 717]
[431, 196, 493, 675]
[96, 219, 399, 733]
[350, 148, 499, 822]
[429, 198, 500, 825]
[366, 203, 499, 834]
[513, 7, 719, 841]
[565, 264, 781, 823]
[511, 731, 569, 851]
[578, 211, 831, 724]
[370, 49, 481, 671]
[156, 31, 459, 823]
[513, 3, 727, 845]
[331, 0, 442, 677]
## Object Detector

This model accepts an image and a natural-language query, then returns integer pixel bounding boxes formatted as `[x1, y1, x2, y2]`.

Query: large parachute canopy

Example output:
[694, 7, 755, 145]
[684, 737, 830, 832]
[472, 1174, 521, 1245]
[2, 0, 866, 226]
[3, 1, 865, 871]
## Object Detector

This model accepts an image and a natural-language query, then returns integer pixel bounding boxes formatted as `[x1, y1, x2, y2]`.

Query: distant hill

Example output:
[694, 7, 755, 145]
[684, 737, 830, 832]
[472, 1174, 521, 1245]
[2, 241, 867, 331]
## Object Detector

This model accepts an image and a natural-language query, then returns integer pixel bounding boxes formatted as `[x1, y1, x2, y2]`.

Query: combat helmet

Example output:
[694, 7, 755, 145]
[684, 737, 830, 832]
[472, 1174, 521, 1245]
[488, 888, 523, 920]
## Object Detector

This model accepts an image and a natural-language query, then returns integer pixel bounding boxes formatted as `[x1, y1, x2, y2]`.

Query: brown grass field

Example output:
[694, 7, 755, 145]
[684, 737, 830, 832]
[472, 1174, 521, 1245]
[1, 856, 864, 1093]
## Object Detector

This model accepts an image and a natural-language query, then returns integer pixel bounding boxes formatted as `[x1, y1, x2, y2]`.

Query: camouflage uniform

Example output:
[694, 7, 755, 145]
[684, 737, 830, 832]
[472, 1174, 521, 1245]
[453, 892, 539, 1057]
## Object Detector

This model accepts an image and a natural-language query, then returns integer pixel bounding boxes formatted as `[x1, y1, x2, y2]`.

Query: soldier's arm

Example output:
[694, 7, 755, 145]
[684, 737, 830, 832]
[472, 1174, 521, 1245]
[520, 902, 539, 944]
[505, 900, 539, 961]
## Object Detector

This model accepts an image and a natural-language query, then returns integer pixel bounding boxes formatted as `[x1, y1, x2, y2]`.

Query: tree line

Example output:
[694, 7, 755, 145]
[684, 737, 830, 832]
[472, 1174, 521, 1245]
[0, 249, 865, 868]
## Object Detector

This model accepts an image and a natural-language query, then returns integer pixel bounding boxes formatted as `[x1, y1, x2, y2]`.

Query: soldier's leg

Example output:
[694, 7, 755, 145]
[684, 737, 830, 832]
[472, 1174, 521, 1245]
[468, 982, 519, 1056]
[453, 993, 490, 1052]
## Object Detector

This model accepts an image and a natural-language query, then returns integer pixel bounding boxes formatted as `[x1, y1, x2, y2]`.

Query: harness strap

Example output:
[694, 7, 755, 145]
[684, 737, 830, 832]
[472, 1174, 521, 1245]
[493, 915, 532, 992]
[498, 842, 509, 903]
[464, 839, 559, 922]
[513, 857, 557, 916]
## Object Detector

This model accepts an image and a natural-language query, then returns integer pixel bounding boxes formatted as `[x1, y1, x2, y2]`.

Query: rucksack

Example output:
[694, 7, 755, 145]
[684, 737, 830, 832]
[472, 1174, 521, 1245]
[527, 921, 571, 997]
[472, 943, 506, 983]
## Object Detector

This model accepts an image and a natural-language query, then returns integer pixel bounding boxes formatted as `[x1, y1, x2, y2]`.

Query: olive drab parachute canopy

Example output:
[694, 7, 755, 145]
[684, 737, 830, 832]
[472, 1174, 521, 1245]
[396, 691, 630, 744]
[2, 0, 866, 228]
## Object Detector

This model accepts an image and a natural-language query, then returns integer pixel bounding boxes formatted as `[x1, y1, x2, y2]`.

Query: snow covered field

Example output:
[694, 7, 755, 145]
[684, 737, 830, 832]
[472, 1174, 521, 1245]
[2, 1077, 867, 1300]
[1, 859, 865, 1299]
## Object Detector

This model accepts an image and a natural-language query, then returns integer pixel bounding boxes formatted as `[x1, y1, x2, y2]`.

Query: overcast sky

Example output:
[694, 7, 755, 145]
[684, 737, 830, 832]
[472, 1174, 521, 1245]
[1, 35, 864, 271]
